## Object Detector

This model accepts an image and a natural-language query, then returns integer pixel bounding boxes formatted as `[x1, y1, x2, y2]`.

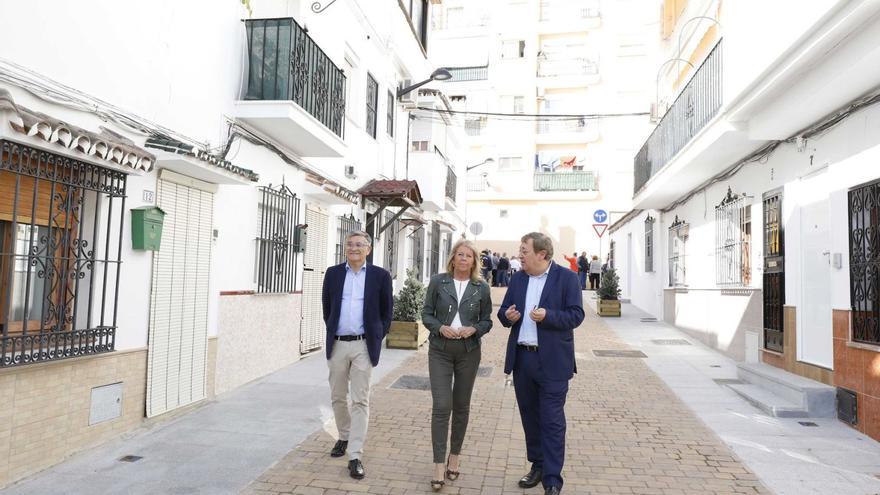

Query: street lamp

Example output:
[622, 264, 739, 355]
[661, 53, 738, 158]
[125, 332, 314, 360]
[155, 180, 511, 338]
[397, 68, 453, 98]
[466, 157, 494, 172]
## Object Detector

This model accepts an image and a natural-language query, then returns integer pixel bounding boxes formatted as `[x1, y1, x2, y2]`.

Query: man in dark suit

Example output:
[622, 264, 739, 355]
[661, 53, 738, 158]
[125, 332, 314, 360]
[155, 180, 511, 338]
[322, 230, 393, 480]
[498, 232, 585, 495]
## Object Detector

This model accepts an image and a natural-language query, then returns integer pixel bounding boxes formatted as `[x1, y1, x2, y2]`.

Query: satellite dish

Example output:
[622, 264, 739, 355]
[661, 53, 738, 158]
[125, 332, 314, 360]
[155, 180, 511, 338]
[469, 222, 483, 236]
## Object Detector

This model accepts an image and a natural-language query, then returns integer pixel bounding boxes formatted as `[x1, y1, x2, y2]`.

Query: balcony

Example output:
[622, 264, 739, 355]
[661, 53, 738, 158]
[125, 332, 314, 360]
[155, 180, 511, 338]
[410, 149, 454, 211]
[539, 2, 601, 32]
[448, 66, 489, 82]
[445, 165, 457, 205]
[467, 175, 489, 192]
[464, 118, 487, 137]
[537, 58, 600, 88]
[535, 119, 599, 144]
[634, 41, 723, 195]
[533, 171, 596, 192]
[233, 18, 346, 158]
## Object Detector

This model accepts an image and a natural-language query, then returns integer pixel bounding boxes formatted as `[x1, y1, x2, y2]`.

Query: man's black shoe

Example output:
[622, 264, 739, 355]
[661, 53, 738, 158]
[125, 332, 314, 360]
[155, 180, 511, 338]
[348, 459, 365, 479]
[330, 440, 348, 457]
[518, 465, 542, 488]
[545, 486, 561, 495]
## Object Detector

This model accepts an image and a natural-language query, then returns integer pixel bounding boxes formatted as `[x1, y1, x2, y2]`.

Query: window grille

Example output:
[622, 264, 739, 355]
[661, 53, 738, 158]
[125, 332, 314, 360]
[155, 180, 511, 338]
[429, 222, 441, 276]
[645, 214, 655, 272]
[714, 188, 752, 286]
[365, 73, 378, 138]
[849, 178, 880, 345]
[668, 215, 688, 287]
[410, 225, 425, 279]
[386, 90, 394, 137]
[383, 210, 398, 276]
[256, 185, 301, 293]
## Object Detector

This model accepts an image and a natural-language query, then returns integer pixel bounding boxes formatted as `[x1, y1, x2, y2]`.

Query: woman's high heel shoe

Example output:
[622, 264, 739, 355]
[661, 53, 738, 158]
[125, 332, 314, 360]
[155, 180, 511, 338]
[445, 455, 460, 481]
[430, 479, 445, 491]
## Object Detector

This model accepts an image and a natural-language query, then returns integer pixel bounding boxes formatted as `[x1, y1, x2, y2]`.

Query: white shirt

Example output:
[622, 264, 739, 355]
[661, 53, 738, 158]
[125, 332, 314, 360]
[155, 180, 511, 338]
[450, 279, 469, 328]
[518, 262, 552, 346]
[510, 258, 522, 271]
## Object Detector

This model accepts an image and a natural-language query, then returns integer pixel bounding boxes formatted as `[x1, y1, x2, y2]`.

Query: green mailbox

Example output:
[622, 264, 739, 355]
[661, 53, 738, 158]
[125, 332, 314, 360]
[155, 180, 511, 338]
[131, 206, 166, 251]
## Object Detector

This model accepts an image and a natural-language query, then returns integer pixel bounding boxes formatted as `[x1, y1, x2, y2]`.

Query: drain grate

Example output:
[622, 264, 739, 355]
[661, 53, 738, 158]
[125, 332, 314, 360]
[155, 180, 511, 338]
[390, 375, 431, 391]
[710, 365, 722, 368]
[798, 421, 819, 427]
[592, 350, 647, 358]
[713, 378, 744, 385]
[640, 317, 659, 322]
[652, 339, 691, 345]
[476, 366, 493, 378]
[118, 455, 143, 463]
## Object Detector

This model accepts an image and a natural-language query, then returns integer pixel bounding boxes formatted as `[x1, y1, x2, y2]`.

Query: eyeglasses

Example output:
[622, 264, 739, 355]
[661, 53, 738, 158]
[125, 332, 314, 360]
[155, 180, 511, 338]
[346, 242, 369, 248]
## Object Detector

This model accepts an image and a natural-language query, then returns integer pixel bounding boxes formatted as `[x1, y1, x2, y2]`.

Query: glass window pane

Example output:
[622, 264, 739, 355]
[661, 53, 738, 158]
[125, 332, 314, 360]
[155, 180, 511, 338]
[10, 224, 47, 323]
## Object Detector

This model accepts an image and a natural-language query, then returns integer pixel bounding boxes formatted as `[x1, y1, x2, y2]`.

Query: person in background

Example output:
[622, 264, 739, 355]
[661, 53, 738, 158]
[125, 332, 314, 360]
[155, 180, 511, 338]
[562, 252, 578, 273]
[589, 255, 602, 290]
[480, 250, 492, 282]
[497, 253, 511, 287]
[577, 251, 589, 291]
[510, 255, 522, 274]
[491, 252, 500, 287]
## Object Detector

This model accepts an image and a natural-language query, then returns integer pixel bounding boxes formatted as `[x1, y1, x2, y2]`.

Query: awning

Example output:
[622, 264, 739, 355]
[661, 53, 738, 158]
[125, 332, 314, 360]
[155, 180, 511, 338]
[358, 179, 423, 236]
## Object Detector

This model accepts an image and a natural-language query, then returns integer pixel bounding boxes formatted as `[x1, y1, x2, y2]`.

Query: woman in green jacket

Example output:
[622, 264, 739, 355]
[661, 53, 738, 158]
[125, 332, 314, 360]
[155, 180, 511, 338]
[422, 239, 493, 491]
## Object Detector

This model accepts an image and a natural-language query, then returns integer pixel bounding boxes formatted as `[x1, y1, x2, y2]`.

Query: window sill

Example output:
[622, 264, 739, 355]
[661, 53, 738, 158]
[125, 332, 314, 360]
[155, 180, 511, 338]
[846, 341, 880, 353]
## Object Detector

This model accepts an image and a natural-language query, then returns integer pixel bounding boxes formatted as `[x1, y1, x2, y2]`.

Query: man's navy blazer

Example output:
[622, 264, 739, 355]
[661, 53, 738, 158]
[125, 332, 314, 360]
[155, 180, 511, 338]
[322, 263, 393, 367]
[497, 262, 585, 380]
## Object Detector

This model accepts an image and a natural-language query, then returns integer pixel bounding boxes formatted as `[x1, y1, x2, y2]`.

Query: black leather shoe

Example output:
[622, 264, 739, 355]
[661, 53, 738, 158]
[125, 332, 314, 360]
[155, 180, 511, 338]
[518, 465, 542, 488]
[545, 486, 561, 495]
[330, 440, 348, 457]
[348, 459, 365, 480]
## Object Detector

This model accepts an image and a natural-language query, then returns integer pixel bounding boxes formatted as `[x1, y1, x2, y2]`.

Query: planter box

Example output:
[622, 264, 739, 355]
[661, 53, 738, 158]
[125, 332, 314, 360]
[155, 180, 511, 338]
[387, 320, 429, 349]
[597, 299, 621, 317]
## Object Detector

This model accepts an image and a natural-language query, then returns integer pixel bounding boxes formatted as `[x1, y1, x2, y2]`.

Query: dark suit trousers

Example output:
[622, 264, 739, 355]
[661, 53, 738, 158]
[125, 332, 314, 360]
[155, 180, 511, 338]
[513, 348, 569, 489]
[429, 340, 481, 463]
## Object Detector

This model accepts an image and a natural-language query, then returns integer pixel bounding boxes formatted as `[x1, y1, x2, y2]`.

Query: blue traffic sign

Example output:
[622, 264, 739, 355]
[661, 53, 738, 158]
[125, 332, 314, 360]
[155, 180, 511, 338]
[593, 209, 608, 223]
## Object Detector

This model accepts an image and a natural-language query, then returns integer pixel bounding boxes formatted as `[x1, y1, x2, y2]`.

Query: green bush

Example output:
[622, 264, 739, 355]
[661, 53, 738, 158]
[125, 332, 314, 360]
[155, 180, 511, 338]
[597, 268, 621, 301]
[393, 269, 426, 322]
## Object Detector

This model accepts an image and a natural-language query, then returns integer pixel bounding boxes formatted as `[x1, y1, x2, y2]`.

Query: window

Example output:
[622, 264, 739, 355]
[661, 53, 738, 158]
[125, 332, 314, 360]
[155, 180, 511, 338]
[500, 209, 509, 218]
[464, 117, 486, 136]
[498, 156, 523, 171]
[501, 95, 525, 114]
[365, 73, 378, 138]
[410, 225, 425, 279]
[849, 179, 880, 345]
[501, 40, 525, 59]
[445, 6, 465, 28]
[429, 222, 441, 276]
[714, 189, 752, 286]
[645, 214, 654, 272]
[411, 140, 429, 152]
[256, 185, 302, 293]
[668, 216, 688, 287]
[383, 210, 398, 277]
[386, 91, 394, 138]
[335, 213, 362, 265]
[406, 0, 429, 49]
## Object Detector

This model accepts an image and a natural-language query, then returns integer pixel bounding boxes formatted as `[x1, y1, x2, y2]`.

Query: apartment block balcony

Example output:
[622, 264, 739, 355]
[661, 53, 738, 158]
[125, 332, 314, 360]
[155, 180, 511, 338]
[467, 174, 489, 193]
[539, 1, 601, 33]
[410, 149, 455, 212]
[633, 41, 722, 195]
[535, 119, 599, 144]
[447, 66, 489, 82]
[536, 58, 600, 88]
[445, 164, 457, 205]
[534, 171, 597, 192]
[233, 18, 346, 158]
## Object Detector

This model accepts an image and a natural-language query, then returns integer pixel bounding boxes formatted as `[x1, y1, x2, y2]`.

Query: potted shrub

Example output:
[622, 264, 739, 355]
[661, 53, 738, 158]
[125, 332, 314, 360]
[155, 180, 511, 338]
[387, 269, 429, 349]
[596, 268, 622, 317]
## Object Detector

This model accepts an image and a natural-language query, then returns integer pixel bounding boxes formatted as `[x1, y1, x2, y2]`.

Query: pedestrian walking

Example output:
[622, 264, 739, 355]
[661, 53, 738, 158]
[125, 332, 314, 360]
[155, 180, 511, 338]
[589, 255, 602, 290]
[510, 256, 522, 274]
[562, 252, 578, 272]
[491, 252, 500, 287]
[497, 253, 510, 287]
[421, 239, 493, 491]
[321, 230, 393, 480]
[577, 251, 589, 290]
[498, 232, 585, 495]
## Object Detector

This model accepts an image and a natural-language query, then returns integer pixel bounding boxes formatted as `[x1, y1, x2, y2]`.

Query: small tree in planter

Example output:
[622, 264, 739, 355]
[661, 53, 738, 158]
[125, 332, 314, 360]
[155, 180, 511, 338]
[596, 268, 622, 317]
[388, 269, 429, 349]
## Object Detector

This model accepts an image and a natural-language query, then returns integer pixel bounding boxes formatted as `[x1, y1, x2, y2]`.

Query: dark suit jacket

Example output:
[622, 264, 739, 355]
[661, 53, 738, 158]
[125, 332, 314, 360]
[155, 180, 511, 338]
[497, 262, 585, 380]
[322, 263, 393, 367]
[421, 273, 493, 352]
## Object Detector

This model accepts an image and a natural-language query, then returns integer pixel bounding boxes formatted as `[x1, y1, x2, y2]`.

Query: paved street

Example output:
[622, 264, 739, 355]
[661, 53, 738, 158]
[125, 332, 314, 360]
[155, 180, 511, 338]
[243, 289, 769, 495]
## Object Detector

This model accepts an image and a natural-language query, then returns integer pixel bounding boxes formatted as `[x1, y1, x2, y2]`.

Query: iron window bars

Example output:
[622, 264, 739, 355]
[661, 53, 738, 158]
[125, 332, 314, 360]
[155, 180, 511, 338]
[645, 214, 655, 273]
[383, 210, 398, 276]
[715, 188, 752, 286]
[387, 90, 394, 138]
[429, 221, 441, 277]
[763, 190, 784, 352]
[410, 224, 425, 280]
[849, 178, 880, 345]
[244, 18, 346, 138]
[668, 216, 688, 287]
[0, 140, 126, 367]
[256, 184, 301, 294]
[366, 73, 378, 139]
[335, 213, 362, 265]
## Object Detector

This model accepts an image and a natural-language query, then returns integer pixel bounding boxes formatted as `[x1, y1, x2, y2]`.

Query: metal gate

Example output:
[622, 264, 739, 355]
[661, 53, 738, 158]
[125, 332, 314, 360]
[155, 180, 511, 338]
[429, 221, 440, 276]
[300, 205, 329, 354]
[763, 190, 784, 352]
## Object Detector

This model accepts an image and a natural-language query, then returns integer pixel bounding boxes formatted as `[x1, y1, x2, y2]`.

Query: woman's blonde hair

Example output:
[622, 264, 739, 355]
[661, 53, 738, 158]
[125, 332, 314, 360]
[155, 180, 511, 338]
[445, 239, 482, 282]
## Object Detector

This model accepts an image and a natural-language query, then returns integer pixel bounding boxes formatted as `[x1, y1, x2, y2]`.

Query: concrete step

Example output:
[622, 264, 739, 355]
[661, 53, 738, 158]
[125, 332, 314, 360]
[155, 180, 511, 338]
[727, 383, 810, 418]
[735, 362, 836, 418]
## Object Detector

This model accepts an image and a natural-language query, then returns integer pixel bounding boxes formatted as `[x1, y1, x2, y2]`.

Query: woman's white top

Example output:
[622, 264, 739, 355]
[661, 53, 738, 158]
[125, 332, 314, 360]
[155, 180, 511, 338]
[450, 279, 468, 328]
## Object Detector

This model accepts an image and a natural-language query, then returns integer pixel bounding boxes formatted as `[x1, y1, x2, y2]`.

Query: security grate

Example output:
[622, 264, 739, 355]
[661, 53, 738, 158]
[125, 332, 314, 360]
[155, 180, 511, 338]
[118, 455, 143, 463]
[837, 387, 858, 425]
[593, 350, 647, 358]
[390, 375, 431, 391]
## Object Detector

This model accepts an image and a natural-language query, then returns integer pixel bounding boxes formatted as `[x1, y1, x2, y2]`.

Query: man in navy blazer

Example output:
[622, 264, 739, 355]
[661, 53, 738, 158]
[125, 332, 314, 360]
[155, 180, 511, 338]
[498, 232, 585, 495]
[322, 230, 393, 480]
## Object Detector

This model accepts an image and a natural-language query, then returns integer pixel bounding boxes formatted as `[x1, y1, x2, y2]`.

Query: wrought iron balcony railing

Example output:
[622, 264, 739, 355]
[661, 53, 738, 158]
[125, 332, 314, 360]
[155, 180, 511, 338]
[244, 18, 346, 138]
[464, 118, 487, 136]
[540, 3, 600, 22]
[533, 171, 596, 191]
[634, 40, 723, 195]
[467, 175, 489, 192]
[537, 58, 599, 78]
[445, 166, 457, 203]
[448, 66, 489, 82]
[536, 119, 597, 134]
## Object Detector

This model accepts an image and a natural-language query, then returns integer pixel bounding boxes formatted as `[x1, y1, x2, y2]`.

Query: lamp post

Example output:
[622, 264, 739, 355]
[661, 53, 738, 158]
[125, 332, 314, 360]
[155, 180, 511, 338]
[466, 157, 494, 172]
[401, 68, 452, 179]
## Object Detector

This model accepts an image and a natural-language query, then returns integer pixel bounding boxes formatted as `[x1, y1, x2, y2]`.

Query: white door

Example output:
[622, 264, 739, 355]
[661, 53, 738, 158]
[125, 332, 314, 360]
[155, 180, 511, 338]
[799, 197, 833, 368]
[300, 205, 329, 354]
[146, 172, 214, 417]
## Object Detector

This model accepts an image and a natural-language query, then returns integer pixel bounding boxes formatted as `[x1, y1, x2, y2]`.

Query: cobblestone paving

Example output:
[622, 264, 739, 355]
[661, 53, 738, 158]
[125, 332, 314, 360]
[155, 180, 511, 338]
[243, 289, 770, 495]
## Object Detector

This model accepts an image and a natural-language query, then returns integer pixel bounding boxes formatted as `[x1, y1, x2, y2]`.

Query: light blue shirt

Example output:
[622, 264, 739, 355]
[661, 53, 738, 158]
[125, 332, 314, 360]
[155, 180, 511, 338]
[518, 262, 552, 346]
[337, 263, 366, 336]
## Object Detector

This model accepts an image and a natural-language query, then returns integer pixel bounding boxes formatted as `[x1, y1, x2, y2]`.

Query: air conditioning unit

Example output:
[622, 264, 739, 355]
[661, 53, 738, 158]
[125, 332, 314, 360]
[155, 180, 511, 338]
[399, 79, 417, 109]
[345, 165, 357, 179]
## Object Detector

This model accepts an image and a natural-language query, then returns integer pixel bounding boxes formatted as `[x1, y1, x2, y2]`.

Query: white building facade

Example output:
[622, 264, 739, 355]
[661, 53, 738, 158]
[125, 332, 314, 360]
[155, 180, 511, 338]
[0, 0, 467, 487]
[609, 0, 880, 441]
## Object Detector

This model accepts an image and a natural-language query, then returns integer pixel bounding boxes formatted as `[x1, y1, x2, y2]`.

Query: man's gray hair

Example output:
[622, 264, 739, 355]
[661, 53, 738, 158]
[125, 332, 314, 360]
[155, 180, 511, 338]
[345, 230, 373, 246]
[521, 232, 554, 259]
